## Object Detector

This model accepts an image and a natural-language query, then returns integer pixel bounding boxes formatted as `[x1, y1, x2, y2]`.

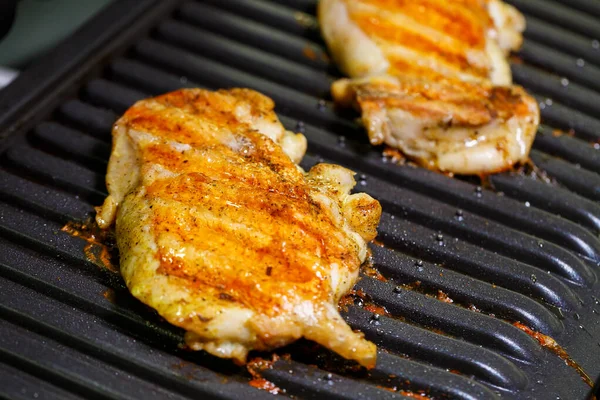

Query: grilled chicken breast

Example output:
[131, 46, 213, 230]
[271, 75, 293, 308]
[96, 88, 382, 368]
[320, 0, 539, 175]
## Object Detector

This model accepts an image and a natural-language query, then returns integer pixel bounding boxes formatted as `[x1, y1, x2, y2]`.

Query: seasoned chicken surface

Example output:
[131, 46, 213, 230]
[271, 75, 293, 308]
[319, 0, 539, 174]
[96, 88, 382, 368]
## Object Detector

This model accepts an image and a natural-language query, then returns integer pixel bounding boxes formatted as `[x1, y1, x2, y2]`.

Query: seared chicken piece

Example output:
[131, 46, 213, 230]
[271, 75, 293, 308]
[96, 88, 382, 368]
[333, 76, 539, 174]
[319, 0, 539, 175]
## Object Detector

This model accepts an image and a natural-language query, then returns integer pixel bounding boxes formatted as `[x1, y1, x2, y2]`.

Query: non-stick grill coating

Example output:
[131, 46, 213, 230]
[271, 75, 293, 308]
[0, 0, 599, 399]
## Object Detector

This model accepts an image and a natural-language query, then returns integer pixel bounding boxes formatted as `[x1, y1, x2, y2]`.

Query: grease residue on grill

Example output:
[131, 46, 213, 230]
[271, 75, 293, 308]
[371, 238, 386, 248]
[436, 290, 454, 304]
[362, 261, 388, 282]
[382, 147, 407, 165]
[339, 288, 391, 318]
[338, 289, 368, 312]
[552, 128, 576, 137]
[61, 219, 118, 273]
[303, 46, 318, 61]
[103, 288, 116, 303]
[513, 322, 593, 387]
[247, 355, 283, 395]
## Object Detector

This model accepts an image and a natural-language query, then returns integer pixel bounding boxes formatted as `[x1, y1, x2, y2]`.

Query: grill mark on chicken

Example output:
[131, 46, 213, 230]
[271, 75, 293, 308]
[356, 0, 489, 48]
[348, 8, 490, 78]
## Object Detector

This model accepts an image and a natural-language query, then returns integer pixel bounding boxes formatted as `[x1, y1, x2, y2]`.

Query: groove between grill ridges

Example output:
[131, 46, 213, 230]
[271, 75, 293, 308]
[344, 306, 528, 390]
[204, 0, 322, 42]
[522, 16, 600, 68]
[512, 63, 600, 125]
[376, 215, 581, 310]
[550, 0, 600, 18]
[325, 159, 599, 284]
[505, 0, 600, 40]
[0, 279, 271, 400]
[0, 361, 85, 400]
[0, 249, 501, 400]
[529, 151, 600, 202]
[534, 126, 600, 175]
[3, 145, 106, 203]
[368, 245, 564, 336]
[178, 1, 329, 72]
[0, 320, 193, 400]
[0, 235, 185, 343]
[530, 93, 600, 144]
[32, 122, 110, 168]
[489, 174, 600, 235]
[258, 361, 413, 400]
[264, 355, 501, 400]
[356, 276, 545, 364]
[155, 19, 333, 97]
[58, 101, 117, 140]
[0, 169, 93, 223]
[518, 40, 600, 97]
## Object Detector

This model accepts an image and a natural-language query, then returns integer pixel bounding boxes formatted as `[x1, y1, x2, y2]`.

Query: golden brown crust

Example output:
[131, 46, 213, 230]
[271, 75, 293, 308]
[348, 5, 489, 78]
[349, 77, 534, 127]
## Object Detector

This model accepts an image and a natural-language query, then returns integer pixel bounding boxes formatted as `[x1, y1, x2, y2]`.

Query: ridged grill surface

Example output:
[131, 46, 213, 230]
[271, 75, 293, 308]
[0, 1, 599, 399]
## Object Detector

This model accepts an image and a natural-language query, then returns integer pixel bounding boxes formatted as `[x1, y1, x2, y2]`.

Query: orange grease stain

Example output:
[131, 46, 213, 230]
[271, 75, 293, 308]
[61, 220, 118, 273]
[363, 263, 388, 282]
[338, 289, 368, 312]
[102, 288, 116, 303]
[247, 356, 283, 395]
[364, 303, 390, 317]
[513, 322, 593, 387]
[302, 46, 317, 60]
[371, 238, 385, 248]
[436, 290, 454, 304]
[383, 147, 407, 165]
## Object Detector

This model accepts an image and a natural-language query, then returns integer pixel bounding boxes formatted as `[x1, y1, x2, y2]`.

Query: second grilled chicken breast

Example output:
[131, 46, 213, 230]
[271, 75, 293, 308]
[96, 88, 382, 368]
[320, 0, 539, 175]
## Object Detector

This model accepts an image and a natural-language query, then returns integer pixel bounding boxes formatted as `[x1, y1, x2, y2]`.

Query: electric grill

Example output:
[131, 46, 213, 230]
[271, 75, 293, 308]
[0, 0, 599, 399]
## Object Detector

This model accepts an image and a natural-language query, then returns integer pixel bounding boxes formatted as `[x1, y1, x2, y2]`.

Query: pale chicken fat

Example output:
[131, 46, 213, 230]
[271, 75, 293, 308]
[96, 88, 381, 368]
[319, 0, 540, 175]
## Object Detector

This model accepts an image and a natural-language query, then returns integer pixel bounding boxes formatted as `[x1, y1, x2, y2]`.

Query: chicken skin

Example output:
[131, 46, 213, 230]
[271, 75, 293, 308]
[96, 88, 382, 368]
[319, 0, 539, 175]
